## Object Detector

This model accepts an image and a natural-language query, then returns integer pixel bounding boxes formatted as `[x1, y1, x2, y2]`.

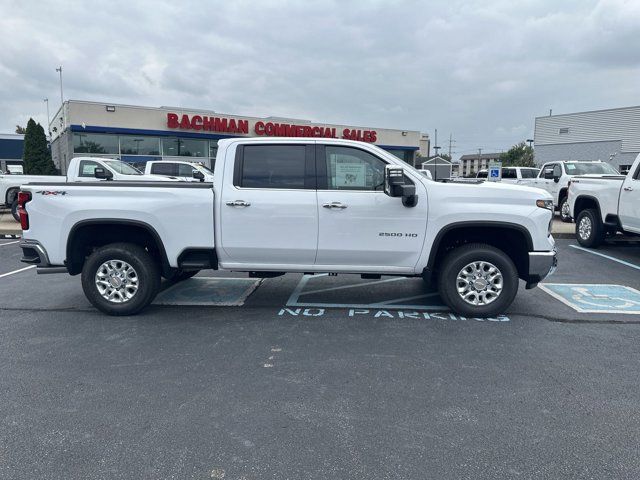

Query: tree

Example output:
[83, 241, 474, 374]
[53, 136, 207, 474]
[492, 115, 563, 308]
[22, 118, 57, 175]
[15, 125, 26, 134]
[500, 141, 535, 167]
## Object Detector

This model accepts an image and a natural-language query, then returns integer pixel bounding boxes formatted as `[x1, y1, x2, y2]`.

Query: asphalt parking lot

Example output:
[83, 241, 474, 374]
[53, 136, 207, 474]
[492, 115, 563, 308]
[1, 237, 640, 479]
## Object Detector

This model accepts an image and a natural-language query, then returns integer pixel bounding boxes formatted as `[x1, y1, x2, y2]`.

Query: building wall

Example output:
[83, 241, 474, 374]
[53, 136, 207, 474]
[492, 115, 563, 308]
[534, 106, 640, 171]
[50, 100, 427, 173]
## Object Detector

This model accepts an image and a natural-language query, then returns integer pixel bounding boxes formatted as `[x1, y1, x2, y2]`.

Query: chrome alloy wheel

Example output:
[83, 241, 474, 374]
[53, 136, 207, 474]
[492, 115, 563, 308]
[456, 261, 503, 306]
[578, 216, 592, 241]
[95, 260, 139, 303]
[561, 201, 571, 220]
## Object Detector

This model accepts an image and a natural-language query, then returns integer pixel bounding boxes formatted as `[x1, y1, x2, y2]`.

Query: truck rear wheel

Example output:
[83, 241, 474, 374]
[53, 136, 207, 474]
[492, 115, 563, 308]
[437, 243, 518, 318]
[576, 209, 605, 248]
[11, 199, 20, 222]
[559, 197, 572, 223]
[81, 242, 161, 316]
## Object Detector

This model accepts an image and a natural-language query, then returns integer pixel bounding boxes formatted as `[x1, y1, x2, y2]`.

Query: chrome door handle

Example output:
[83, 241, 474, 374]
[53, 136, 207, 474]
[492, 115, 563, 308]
[623, 187, 633, 192]
[226, 200, 251, 207]
[322, 202, 347, 209]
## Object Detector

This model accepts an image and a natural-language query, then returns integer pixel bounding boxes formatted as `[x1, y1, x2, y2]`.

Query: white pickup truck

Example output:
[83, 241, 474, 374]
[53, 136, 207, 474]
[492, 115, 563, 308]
[18, 138, 557, 317]
[1, 157, 177, 220]
[525, 160, 619, 222]
[568, 153, 640, 247]
[144, 160, 215, 182]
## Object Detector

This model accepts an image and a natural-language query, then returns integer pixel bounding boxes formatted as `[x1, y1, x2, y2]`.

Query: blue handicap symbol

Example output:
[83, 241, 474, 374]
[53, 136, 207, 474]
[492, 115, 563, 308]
[490, 169, 500, 177]
[541, 284, 640, 313]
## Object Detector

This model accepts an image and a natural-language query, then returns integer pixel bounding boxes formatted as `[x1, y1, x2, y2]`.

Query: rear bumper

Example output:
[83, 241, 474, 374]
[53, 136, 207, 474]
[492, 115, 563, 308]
[19, 239, 67, 274]
[526, 249, 557, 289]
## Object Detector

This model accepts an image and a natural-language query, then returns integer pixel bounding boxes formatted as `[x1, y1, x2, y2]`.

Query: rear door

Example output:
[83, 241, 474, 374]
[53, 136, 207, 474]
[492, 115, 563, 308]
[315, 145, 428, 270]
[618, 164, 640, 233]
[218, 143, 318, 266]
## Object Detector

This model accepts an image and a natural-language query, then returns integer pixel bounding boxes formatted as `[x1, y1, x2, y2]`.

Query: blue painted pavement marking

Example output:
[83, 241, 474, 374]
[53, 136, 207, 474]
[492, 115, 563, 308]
[539, 283, 640, 314]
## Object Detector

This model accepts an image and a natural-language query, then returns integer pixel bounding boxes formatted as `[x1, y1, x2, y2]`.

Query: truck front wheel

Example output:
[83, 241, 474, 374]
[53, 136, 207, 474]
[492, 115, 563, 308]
[81, 242, 161, 316]
[559, 197, 572, 223]
[576, 209, 605, 248]
[437, 244, 518, 318]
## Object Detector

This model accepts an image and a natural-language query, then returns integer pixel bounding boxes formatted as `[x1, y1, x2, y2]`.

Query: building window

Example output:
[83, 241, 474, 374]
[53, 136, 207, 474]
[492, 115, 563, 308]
[162, 137, 207, 157]
[73, 133, 119, 154]
[558, 127, 570, 134]
[209, 140, 218, 159]
[120, 136, 160, 155]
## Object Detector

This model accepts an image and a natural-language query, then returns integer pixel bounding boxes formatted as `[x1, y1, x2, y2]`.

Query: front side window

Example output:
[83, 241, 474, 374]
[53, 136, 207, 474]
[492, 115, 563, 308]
[73, 133, 119, 154]
[553, 164, 563, 177]
[541, 165, 555, 178]
[239, 145, 306, 189]
[178, 163, 196, 176]
[78, 160, 101, 177]
[477, 171, 488, 178]
[325, 146, 386, 191]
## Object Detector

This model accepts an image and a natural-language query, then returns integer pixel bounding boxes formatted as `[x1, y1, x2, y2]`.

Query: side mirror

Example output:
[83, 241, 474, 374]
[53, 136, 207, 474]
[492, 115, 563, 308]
[192, 170, 205, 182]
[384, 166, 418, 207]
[544, 170, 554, 180]
[94, 167, 113, 180]
[553, 174, 561, 183]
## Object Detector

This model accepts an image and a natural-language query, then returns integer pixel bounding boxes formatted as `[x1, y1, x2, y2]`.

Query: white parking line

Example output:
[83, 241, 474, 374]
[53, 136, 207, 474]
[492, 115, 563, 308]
[569, 245, 640, 271]
[0, 265, 36, 279]
[0, 240, 20, 247]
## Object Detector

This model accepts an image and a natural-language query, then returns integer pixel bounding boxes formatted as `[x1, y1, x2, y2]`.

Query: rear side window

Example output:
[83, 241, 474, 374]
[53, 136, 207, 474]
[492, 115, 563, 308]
[151, 163, 175, 176]
[477, 171, 488, 178]
[239, 145, 307, 189]
[502, 168, 516, 179]
[520, 169, 538, 178]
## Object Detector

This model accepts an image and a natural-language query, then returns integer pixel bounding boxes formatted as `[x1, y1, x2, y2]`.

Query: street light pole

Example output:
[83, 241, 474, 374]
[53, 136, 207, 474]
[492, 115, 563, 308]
[44, 98, 50, 138]
[55, 66, 64, 104]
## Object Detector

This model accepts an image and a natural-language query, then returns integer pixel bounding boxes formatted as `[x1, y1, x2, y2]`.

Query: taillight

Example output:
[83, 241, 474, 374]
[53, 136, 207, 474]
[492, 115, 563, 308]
[17, 191, 31, 230]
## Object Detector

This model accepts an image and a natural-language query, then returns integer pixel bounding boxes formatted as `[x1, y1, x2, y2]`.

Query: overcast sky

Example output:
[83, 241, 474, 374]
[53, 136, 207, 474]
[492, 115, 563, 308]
[1, 0, 638, 159]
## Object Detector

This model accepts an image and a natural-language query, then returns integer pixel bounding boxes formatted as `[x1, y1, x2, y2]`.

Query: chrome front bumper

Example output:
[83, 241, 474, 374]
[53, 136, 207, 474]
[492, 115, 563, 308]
[526, 249, 558, 289]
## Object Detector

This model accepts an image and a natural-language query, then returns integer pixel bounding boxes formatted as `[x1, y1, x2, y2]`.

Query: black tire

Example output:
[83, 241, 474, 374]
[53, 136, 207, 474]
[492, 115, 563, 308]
[81, 242, 161, 316]
[575, 208, 605, 248]
[559, 197, 572, 223]
[437, 243, 519, 318]
[10, 199, 20, 222]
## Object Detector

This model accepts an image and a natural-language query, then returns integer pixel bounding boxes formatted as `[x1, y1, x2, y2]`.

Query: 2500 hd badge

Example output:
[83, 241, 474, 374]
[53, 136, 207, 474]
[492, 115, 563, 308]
[379, 232, 418, 237]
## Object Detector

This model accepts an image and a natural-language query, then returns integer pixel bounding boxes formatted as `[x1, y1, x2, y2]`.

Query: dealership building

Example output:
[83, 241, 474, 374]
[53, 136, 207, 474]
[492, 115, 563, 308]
[49, 100, 429, 174]
[534, 105, 640, 174]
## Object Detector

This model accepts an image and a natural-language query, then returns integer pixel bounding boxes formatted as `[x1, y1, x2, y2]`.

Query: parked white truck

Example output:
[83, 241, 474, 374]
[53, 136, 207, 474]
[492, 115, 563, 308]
[17, 138, 557, 317]
[526, 160, 619, 222]
[144, 160, 215, 182]
[1, 157, 178, 220]
[568, 153, 640, 247]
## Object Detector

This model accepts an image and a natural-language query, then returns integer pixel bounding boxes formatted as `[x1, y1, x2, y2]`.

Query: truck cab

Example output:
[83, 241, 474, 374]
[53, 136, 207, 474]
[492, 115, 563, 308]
[530, 161, 619, 222]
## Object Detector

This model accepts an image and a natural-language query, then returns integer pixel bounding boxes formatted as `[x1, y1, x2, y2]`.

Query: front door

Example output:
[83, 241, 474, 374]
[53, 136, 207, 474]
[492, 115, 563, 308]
[219, 143, 318, 266]
[315, 145, 427, 270]
[618, 164, 640, 233]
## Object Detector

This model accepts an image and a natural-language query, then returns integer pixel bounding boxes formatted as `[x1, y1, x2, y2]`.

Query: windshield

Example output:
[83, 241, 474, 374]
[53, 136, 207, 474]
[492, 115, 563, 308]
[565, 162, 619, 175]
[103, 160, 143, 175]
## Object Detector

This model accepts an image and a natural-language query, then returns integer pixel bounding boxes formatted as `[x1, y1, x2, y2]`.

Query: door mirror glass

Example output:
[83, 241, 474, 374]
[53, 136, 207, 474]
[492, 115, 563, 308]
[94, 167, 113, 180]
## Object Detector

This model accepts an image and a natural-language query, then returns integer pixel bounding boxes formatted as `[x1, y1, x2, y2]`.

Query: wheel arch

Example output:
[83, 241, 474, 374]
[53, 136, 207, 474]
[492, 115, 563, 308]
[573, 195, 601, 220]
[424, 221, 534, 282]
[66, 219, 171, 276]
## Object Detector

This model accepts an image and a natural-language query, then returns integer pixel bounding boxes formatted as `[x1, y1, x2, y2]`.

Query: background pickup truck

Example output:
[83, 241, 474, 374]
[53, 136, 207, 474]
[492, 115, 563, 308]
[1, 157, 178, 220]
[523, 160, 620, 222]
[18, 138, 557, 317]
[569, 153, 640, 247]
[144, 160, 215, 182]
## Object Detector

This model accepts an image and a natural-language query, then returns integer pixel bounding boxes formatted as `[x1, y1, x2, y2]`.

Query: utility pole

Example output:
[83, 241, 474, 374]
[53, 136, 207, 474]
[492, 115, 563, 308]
[56, 66, 64, 104]
[44, 98, 50, 138]
[432, 129, 440, 182]
[448, 133, 455, 158]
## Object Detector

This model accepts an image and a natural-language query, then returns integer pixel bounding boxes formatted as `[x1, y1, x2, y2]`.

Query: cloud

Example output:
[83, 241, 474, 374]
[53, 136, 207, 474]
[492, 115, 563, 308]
[0, 0, 638, 157]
